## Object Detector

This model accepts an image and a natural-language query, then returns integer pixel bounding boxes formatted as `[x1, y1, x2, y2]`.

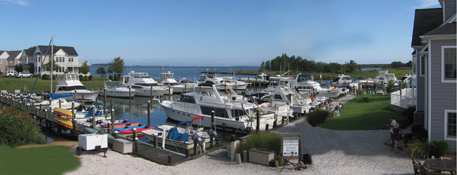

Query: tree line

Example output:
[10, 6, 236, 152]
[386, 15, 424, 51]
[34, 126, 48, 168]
[259, 53, 412, 73]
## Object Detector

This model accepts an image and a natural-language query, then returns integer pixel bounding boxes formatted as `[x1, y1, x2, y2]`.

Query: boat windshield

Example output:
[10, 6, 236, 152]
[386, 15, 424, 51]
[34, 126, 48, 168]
[58, 86, 87, 91]
[163, 82, 180, 86]
[136, 83, 160, 86]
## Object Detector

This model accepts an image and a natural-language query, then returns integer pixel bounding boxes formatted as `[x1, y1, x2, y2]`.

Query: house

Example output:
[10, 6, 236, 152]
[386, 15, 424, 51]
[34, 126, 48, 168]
[411, 0, 456, 151]
[26, 45, 89, 76]
[0, 50, 23, 73]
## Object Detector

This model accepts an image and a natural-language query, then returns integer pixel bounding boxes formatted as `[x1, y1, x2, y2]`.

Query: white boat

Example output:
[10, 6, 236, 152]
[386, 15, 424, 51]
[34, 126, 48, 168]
[331, 74, 354, 86]
[373, 70, 399, 87]
[122, 71, 169, 96]
[54, 74, 99, 102]
[197, 73, 249, 90]
[160, 71, 192, 94]
[292, 74, 340, 99]
[104, 82, 136, 98]
[261, 76, 314, 114]
[36, 98, 81, 110]
[160, 84, 277, 132]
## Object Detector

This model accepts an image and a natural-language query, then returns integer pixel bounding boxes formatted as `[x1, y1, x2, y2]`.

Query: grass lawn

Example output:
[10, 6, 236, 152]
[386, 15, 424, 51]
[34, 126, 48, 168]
[0, 145, 80, 175]
[318, 95, 406, 130]
[0, 76, 109, 93]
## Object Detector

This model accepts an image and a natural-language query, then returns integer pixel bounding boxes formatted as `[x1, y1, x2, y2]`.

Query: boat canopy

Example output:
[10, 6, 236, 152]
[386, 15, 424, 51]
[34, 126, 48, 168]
[50, 93, 73, 99]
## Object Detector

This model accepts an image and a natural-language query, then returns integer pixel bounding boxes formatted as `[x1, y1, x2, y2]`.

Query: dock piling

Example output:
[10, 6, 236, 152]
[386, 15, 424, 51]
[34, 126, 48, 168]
[111, 109, 115, 134]
[92, 105, 95, 129]
[147, 101, 151, 127]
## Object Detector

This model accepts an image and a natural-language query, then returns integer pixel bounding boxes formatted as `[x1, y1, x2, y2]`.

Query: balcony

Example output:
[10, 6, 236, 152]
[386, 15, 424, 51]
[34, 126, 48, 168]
[65, 62, 84, 67]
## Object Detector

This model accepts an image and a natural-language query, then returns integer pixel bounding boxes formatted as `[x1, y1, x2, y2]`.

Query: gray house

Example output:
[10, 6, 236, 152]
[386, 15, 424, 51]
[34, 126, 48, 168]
[411, 0, 456, 151]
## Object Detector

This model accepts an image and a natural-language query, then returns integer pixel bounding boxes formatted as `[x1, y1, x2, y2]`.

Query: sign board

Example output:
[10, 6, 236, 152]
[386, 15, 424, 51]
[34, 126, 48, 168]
[281, 133, 301, 164]
[283, 140, 299, 157]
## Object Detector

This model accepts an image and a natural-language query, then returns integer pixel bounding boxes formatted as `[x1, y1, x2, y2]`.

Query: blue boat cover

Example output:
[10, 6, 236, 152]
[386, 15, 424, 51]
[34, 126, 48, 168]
[298, 74, 314, 77]
[177, 121, 191, 126]
[50, 93, 73, 99]
[179, 133, 189, 142]
[321, 83, 331, 86]
[85, 108, 103, 117]
[168, 127, 181, 140]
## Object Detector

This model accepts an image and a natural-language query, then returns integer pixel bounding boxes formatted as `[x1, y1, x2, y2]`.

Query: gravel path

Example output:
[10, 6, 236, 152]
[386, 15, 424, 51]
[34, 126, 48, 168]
[66, 94, 414, 175]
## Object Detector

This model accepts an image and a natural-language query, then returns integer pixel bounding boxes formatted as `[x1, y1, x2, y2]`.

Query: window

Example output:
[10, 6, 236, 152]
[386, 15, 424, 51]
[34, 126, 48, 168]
[420, 56, 426, 76]
[69, 57, 74, 62]
[445, 111, 456, 140]
[442, 47, 456, 81]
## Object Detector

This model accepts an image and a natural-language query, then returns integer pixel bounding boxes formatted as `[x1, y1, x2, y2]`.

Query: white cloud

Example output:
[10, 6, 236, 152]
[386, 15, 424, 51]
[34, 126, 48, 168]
[1, 0, 29, 7]
[419, 0, 440, 8]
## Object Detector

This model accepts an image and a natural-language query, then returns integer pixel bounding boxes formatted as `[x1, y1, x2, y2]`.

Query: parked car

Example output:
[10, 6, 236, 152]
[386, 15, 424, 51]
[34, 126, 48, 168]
[5, 70, 17, 77]
[16, 71, 33, 78]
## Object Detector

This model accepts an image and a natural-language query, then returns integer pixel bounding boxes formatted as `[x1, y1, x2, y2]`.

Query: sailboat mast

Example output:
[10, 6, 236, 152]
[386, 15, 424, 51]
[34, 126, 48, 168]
[50, 37, 53, 93]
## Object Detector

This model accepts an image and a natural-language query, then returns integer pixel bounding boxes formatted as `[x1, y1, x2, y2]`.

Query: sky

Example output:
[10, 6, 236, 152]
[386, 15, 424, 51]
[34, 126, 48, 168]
[0, 0, 443, 66]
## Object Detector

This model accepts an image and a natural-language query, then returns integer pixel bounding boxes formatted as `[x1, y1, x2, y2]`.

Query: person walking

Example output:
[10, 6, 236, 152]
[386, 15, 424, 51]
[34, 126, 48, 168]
[384, 116, 397, 146]
[392, 124, 405, 154]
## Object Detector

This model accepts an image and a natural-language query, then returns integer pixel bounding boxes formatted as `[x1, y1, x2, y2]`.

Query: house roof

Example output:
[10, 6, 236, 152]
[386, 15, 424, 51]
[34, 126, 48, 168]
[411, 8, 443, 47]
[24, 47, 35, 56]
[37, 45, 78, 56]
[6, 51, 22, 60]
[423, 22, 456, 36]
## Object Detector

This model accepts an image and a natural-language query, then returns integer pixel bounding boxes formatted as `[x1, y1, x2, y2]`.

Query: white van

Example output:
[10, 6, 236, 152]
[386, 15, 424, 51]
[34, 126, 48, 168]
[5, 70, 17, 77]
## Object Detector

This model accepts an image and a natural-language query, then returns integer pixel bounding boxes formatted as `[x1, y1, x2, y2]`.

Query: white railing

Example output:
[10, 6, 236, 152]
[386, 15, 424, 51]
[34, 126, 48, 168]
[390, 88, 416, 108]
[66, 62, 84, 67]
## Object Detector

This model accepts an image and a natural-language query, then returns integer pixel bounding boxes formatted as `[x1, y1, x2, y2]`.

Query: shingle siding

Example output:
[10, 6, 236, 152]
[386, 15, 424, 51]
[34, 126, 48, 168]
[430, 39, 456, 149]
[444, 0, 456, 21]
[415, 51, 425, 111]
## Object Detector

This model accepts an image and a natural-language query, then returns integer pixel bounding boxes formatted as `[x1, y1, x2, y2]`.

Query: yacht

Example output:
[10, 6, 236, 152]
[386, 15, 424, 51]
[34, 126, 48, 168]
[197, 73, 249, 90]
[160, 71, 191, 94]
[160, 84, 278, 132]
[36, 96, 81, 110]
[104, 82, 136, 98]
[261, 76, 314, 114]
[331, 74, 354, 86]
[54, 74, 99, 102]
[122, 71, 169, 97]
[291, 74, 340, 100]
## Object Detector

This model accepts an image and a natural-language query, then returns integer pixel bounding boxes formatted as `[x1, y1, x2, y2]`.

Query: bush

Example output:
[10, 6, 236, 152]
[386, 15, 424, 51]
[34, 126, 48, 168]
[83, 75, 88, 81]
[109, 75, 113, 80]
[241, 132, 281, 154]
[88, 75, 93, 80]
[405, 140, 430, 159]
[114, 75, 120, 81]
[358, 89, 365, 95]
[402, 106, 416, 122]
[0, 107, 44, 147]
[78, 75, 83, 80]
[386, 80, 395, 93]
[41, 74, 49, 80]
[412, 126, 428, 142]
[306, 109, 330, 127]
[429, 140, 448, 157]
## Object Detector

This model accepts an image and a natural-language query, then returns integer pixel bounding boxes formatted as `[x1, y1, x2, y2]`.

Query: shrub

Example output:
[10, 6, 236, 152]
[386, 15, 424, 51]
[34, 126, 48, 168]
[386, 80, 395, 93]
[241, 132, 281, 154]
[405, 140, 430, 159]
[41, 74, 49, 80]
[306, 109, 330, 127]
[84, 75, 88, 81]
[114, 75, 119, 81]
[109, 75, 113, 80]
[429, 140, 448, 157]
[0, 107, 44, 147]
[78, 75, 83, 80]
[88, 75, 93, 80]
[412, 126, 428, 142]
[402, 106, 416, 123]
[358, 89, 365, 95]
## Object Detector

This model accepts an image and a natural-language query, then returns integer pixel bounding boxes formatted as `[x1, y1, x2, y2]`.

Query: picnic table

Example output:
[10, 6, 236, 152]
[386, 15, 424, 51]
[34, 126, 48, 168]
[423, 158, 456, 173]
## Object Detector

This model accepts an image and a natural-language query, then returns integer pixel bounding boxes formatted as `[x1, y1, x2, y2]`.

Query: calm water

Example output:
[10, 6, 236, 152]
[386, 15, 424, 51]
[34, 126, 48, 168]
[89, 66, 260, 82]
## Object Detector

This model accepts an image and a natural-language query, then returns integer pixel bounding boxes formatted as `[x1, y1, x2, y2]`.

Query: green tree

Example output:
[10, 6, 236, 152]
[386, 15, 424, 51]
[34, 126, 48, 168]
[14, 64, 23, 73]
[95, 66, 107, 79]
[265, 60, 271, 70]
[27, 63, 34, 74]
[80, 61, 90, 74]
[260, 62, 265, 72]
[108, 57, 125, 77]
[44, 59, 60, 72]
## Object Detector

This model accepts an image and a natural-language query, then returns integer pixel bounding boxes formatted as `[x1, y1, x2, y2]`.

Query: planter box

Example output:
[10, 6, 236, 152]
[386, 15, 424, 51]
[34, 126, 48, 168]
[249, 148, 275, 166]
[113, 139, 132, 154]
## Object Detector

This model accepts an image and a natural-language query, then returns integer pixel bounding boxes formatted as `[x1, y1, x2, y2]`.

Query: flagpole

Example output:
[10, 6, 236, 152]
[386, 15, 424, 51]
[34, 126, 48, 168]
[50, 37, 53, 93]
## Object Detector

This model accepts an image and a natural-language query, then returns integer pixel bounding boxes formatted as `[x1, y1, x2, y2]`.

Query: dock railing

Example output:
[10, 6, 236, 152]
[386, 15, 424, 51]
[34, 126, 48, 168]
[390, 88, 416, 109]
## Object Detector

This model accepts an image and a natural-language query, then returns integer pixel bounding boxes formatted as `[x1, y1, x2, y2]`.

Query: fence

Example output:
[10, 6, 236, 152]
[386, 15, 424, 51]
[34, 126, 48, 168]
[390, 88, 416, 108]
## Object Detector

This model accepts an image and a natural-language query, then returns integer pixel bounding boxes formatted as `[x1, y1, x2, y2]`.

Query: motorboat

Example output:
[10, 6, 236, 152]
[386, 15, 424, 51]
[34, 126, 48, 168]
[348, 79, 360, 89]
[331, 74, 354, 86]
[122, 71, 169, 96]
[54, 74, 99, 102]
[35, 95, 81, 110]
[104, 82, 136, 98]
[291, 74, 340, 100]
[261, 76, 314, 114]
[160, 84, 277, 132]
[143, 116, 214, 150]
[373, 70, 399, 87]
[161, 71, 193, 94]
[197, 73, 249, 90]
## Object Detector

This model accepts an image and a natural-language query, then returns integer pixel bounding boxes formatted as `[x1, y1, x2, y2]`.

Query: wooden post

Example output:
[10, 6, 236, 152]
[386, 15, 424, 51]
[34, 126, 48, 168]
[132, 128, 137, 153]
[103, 88, 106, 106]
[40, 104, 42, 110]
[168, 155, 172, 164]
[58, 99, 61, 108]
[168, 84, 171, 96]
[211, 111, 215, 128]
[111, 108, 115, 134]
[92, 105, 95, 129]
[154, 135, 158, 148]
[45, 109, 48, 120]
[147, 101, 151, 127]
[129, 86, 131, 99]
[256, 110, 260, 132]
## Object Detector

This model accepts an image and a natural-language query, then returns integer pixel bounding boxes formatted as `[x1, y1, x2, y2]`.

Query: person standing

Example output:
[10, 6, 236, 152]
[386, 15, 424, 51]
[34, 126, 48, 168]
[384, 116, 397, 146]
[392, 124, 405, 154]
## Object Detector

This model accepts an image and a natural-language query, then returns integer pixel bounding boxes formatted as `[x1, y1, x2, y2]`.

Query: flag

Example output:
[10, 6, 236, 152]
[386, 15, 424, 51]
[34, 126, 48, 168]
[254, 100, 259, 106]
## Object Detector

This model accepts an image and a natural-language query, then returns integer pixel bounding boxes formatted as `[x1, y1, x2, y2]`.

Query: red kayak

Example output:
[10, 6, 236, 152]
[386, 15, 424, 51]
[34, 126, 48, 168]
[119, 126, 154, 134]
